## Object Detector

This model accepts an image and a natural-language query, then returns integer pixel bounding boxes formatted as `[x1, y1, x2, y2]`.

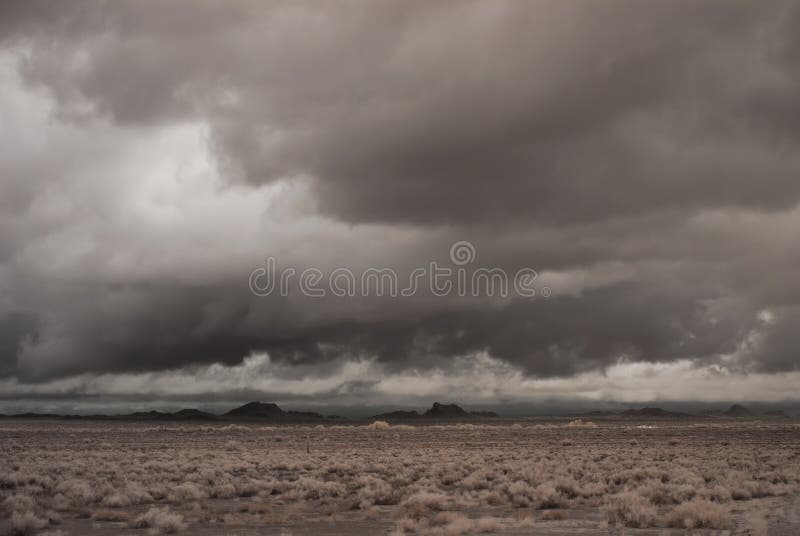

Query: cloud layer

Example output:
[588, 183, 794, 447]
[1, 1, 799, 406]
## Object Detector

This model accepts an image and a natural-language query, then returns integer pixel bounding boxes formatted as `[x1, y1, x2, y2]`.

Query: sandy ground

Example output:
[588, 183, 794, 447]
[2, 418, 799, 535]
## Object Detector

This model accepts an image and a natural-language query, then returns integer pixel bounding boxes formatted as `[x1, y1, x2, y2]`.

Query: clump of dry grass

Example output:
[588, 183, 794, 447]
[356, 475, 399, 508]
[55, 478, 96, 507]
[167, 482, 206, 503]
[367, 420, 391, 430]
[130, 507, 187, 533]
[394, 511, 474, 535]
[534, 483, 568, 509]
[565, 419, 597, 428]
[10, 510, 48, 535]
[102, 483, 154, 507]
[540, 509, 567, 521]
[402, 491, 449, 517]
[667, 498, 730, 529]
[604, 491, 657, 528]
[434, 511, 474, 534]
[474, 517, 502, 532]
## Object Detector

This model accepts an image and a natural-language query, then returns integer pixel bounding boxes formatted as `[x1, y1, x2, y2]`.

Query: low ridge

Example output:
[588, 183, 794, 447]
[422, 402, 472, 419]
[723, 404, 753, 417]
[620, 407, 691, 418]
[225, 401, 286, 418]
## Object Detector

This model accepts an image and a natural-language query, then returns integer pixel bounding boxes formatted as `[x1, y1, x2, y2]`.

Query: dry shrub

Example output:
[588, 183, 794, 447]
[287, 476, 346, 500]
[667, 499, 730, 529]
[211, 482, 237, 499]
[367, 420, 391, 430]
[565, 419, 597, 428]
[131, 507, 187, 533]
[3, 494, 36, 514]
[10, 510, 48, 535]
[394, 516, 418, 534]
[167, 482, 206, 503]
[534, 483, 568, 509]
[402, 491, 449, 516]
[605, 491, 657, 528]
[356, 475, 398, 507]
[540, 509, 567, 521]
[102, 484, 154, 507]
[434, 511, 474, 535]
[475, 517, 502, 532]
[55, 479, 95, 506]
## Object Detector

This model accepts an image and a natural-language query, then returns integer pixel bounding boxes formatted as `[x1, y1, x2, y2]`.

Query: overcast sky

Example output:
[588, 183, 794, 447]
[1, 0, 800, 413]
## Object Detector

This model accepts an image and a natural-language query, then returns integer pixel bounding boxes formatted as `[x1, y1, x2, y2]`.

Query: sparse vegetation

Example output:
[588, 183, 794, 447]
[1, 420, 797, 534]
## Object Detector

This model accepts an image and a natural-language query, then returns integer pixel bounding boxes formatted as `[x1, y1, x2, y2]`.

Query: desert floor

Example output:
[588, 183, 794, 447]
[2, 418, 799, 535]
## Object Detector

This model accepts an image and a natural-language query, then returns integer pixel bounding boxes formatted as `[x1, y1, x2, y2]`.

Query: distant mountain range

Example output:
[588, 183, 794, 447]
[614, 404, 784, 419]
[699, 403, 757, 418]
[0, 401, 497, 422]
[620, 407, 692, 419]
[0, 402, 792, 421]
[723, 404, 753, 417]
[224, 401, 343, 421]
[0, 402, 344, 422]
[372, 402, 499, 420]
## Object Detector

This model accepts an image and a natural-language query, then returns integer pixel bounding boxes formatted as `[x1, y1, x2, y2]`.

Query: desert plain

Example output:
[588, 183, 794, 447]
[2, 416, 799, 535]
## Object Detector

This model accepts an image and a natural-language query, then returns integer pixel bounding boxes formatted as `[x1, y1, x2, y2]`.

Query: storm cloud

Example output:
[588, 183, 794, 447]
[1, 0, 799, 407]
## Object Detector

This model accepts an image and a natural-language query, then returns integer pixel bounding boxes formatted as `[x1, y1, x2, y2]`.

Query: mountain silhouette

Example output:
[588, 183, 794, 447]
[723, 404, 752, 417]
[423, 402, 472, 419]
[225, 402, 288, 418]
[620, 407, 691, 418]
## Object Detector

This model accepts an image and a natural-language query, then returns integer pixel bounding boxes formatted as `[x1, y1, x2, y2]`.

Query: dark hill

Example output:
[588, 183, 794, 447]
[621, 407, 691, 418]
[171, 408, 216, 420]
[286, 410, 343, 420]
[225, 402, 286, 418]
[423, 402, 472, 419]
[371, 410, 421, 420]
[723, 404, 752, 417]
[225, 402, 339, 421]
[113, 409, 215, 420]
[372, 404, 499, 420]
[123, 410, 172, 420]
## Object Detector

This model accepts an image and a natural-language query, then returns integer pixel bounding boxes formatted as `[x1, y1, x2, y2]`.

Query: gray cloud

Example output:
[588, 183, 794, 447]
[5, 1, 800, 225]
[0, 1, 799, 401]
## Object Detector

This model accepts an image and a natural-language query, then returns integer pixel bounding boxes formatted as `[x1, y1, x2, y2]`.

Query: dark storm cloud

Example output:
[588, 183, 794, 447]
[0, 0, 799, 391]
[4, 0, 800, 224]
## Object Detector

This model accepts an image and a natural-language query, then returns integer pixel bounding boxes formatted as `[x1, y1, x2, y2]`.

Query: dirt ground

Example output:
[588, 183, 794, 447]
[2, 418, 799, 535]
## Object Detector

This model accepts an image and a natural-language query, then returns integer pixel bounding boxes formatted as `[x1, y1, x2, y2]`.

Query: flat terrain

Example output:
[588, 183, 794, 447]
[2, 419, 799, 535]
